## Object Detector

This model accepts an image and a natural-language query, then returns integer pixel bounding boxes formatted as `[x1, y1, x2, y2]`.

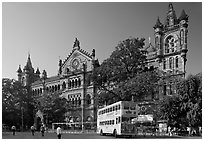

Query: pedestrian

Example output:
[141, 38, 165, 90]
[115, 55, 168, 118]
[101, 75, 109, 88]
[187, 127, 191, 136]
[40, 125, 45, 137]
[31, 125, 35, 136]
[56, 126, 62, 139]
[168, 126, 172, 136]
[11, 125, 16, 136]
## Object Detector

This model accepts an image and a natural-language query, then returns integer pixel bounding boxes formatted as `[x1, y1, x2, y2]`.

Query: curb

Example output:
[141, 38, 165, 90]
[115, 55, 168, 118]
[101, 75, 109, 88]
[48, 130, 96, 134]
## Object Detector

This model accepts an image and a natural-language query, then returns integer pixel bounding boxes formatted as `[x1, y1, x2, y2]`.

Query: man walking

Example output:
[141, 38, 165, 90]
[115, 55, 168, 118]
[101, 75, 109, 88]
[56, 126, 62, 139]
[11, 125, 16, 136]
[31, 125, 35, 136]
[40, 125, 45, 137]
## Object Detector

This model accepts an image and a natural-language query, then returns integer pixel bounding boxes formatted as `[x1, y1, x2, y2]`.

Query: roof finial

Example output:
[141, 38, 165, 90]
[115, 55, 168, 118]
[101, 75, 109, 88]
[148, 37, 151, 44]
[73, 38, 80, 48]
[28, 48, 30, 58]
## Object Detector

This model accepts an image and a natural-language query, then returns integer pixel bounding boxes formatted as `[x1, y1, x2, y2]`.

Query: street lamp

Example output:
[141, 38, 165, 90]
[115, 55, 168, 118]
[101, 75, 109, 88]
[81, 63, 86, 133]
[21, 107, 24, 132]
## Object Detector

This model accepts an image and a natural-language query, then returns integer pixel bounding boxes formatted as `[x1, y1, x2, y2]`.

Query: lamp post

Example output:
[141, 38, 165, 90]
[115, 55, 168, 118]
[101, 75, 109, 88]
[81, 63, 86, 133]
[21, 107, 24, 132]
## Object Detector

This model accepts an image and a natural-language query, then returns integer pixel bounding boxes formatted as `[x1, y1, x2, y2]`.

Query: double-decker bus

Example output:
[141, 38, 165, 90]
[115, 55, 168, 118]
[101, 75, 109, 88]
[97, 101, 138, 137]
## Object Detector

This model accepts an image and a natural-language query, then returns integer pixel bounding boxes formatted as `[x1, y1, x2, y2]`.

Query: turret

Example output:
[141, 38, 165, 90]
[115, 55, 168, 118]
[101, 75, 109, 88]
[165, 3, 178, 26]
[17, 65, 22, 82]
[91, 49, 95, 60]
[58, 59, 62, 75]
[179, 9, 189, 74]
[41, 70, 47, 79]
[153, 17, 163, 57]
[36, 68, 41, 79]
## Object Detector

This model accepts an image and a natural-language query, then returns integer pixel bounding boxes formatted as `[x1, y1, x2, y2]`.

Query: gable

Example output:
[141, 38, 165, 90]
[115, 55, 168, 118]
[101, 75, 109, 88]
[61, 49, 93, 75]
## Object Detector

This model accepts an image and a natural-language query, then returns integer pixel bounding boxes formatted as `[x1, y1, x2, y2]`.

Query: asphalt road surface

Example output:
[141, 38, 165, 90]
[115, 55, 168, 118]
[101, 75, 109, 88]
[2, 132, 202, 139]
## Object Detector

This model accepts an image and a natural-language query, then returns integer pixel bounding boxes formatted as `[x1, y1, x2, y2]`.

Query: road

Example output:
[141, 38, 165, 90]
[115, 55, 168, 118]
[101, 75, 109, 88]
[2, 132, 202, 139]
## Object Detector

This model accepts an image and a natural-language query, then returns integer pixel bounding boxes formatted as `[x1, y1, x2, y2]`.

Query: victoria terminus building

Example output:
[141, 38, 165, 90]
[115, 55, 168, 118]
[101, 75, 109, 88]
[16, 3, 188, 129]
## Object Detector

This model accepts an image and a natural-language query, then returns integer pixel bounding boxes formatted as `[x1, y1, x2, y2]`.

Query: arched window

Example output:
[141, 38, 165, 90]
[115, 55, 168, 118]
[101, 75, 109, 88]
[86, 94, 91, 105]
[72, 80, 74, 88]
[58, 84, 60, 90]
[55, 85, 58, 91]
[155, 36, 159, 49]
[163, 59, 166, 70]
[169, 83, 173, 95]
[165, 35, 176, 54]
[78, 78, 81, 87]
[175, 56, 179, 68]
[68, 80, 71, 89]
[169, 57, 173, 69]
[163, 84, 167, 96]
[52, 86, 55, 92]
[62, 82, 66, 89]
[180, 29, 184, 45]
[75, 79, 78, 88]
[41, 88, 43, 94]
[78, 97, 81, 105]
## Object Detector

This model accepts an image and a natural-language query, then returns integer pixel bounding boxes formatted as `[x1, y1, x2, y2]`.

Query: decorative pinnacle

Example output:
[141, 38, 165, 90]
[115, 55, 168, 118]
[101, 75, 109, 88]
[73, 38, 80, 48]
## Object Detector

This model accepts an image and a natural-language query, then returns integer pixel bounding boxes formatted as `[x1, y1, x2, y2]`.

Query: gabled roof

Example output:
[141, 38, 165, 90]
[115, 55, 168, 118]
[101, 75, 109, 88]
[62, 47, 92, 67]
[31, 75, 61, 86]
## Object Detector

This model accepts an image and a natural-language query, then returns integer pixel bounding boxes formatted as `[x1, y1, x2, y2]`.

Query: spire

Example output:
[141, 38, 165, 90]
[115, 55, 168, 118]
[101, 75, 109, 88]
[73, 38, 80, 50]
[178, 9, 188, 21]
[165, 3, 177, 26]
[17, 65, 22, 73]
[41, 70, 47, 79]
[36, 67, 40, 74]
[58, 59, 62, 75]
[24, 53, 33, 71]
[153, 17, 163, 29]
[92, 49, 95, 58]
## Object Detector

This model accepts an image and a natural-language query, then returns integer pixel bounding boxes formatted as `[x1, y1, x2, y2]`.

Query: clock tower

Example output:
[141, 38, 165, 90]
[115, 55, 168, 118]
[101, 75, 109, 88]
[153, 3, 189, 77]
[146, 3, 189, 98]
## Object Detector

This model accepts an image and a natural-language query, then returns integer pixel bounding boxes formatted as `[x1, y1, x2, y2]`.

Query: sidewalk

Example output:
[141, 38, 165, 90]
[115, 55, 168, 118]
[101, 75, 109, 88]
[48, 129, 96, 134]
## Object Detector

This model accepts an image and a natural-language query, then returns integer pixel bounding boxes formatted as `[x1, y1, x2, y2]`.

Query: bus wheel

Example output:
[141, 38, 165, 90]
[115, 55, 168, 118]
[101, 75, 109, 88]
[100, 129, 104, 136]
[113, 129, 118, 138]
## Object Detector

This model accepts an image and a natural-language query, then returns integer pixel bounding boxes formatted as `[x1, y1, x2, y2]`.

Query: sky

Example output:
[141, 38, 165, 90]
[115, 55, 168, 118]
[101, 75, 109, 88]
[2, 2, 202, 80]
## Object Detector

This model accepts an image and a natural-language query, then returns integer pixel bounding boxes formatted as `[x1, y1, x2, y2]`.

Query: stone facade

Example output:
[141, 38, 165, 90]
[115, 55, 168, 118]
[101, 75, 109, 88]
[144, 3, 188, 100]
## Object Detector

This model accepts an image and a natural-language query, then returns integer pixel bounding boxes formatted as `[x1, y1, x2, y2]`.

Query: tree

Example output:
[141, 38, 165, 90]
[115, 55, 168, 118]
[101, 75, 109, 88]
[158, 72, 202, 129]
[92, 37, 159, 106]
[177, 73, 202, 128]
[34, 91, 68, 123]
[2, 78, 34, 128]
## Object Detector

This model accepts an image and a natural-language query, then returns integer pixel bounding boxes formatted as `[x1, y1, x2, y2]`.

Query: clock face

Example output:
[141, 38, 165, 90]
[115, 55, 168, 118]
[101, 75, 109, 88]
[72, 59, 79, 69]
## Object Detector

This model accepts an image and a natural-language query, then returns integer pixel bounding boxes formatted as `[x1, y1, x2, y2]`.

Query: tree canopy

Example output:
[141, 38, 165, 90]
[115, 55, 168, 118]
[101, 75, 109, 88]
[92, 37, 160, 106]
[34, 91, 68, 123]
[158, 73, 202, 128]
[2, 78, 34, 128]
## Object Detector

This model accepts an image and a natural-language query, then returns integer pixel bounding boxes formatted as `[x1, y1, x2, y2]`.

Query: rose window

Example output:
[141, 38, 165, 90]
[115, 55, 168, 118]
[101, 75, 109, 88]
[165, 36, 176, 54]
